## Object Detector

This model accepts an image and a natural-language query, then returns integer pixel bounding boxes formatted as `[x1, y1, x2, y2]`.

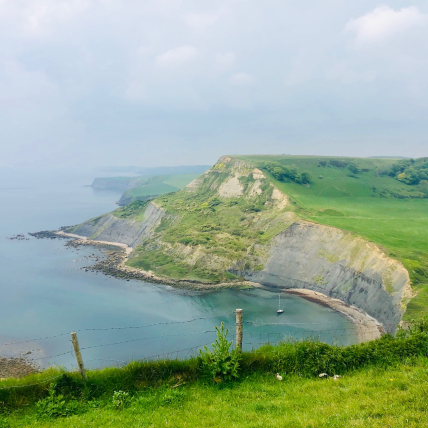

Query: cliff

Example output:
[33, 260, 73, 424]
[69, 202, 167, 248]
[67, 156, 413, 333]
[245, 221, 410, 332]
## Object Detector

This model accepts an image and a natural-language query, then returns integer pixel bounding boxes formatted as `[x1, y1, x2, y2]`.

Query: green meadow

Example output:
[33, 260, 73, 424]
[238, 155, 428, 320]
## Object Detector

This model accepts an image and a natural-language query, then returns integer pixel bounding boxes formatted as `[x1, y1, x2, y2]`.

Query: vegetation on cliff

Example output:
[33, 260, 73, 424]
[126, 159, 294, 282]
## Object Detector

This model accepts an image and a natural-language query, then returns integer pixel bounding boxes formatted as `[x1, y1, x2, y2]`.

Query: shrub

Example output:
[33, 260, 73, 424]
[36, 386, 82, 419]
[0, 418, 11, 428]
[261, 162, 312, 185]
[53, 374, 84, 399]
[199, 322, 241, 382]
[387, 158, 428, 186]
[112, 390, 131, 410]
[409, 316, 428, 334]
[398, 316, 428, 337]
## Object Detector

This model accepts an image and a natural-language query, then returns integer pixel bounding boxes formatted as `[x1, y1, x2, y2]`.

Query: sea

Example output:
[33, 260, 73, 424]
[0, 168, 357, 370]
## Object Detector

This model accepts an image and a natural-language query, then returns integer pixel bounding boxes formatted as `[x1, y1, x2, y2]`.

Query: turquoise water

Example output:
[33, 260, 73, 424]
[0, 171, 357, 370]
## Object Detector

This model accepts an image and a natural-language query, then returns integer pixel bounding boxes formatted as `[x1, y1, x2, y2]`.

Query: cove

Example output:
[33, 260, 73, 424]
[0, 170, 357, 370]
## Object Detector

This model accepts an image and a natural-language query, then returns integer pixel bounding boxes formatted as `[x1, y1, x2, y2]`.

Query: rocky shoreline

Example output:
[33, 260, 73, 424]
[53, 230, 385, 342]
[0, 357, 38, 379]
[58, 231, 257, 290]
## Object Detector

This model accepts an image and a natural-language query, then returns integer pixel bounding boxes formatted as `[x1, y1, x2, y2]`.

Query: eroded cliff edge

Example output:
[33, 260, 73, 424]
[65, 156, 412, 333]
[244, 221, 410, 332]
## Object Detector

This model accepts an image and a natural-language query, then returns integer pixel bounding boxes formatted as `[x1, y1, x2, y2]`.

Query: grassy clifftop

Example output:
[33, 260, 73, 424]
[236, 155, 428, 320]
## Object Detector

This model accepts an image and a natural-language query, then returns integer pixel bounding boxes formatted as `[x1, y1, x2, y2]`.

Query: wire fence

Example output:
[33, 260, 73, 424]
[0, 310, 384, 385]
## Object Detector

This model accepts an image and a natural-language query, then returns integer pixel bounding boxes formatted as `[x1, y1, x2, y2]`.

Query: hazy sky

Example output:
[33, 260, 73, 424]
[1, 0, 427, 169]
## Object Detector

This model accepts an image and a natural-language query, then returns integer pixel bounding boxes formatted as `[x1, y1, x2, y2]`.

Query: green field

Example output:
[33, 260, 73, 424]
[238, 155, 428, 320]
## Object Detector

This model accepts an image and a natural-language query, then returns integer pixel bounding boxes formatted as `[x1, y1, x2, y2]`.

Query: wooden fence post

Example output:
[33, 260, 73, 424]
[71, 332, 87, 379]
[235, 308, 243, 352]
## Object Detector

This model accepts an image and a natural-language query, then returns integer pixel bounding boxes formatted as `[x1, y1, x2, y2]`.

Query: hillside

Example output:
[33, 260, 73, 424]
[66, 155, 428, 331]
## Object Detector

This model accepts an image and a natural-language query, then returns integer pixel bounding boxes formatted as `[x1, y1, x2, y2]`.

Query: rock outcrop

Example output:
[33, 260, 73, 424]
[68, 202, 166, 248]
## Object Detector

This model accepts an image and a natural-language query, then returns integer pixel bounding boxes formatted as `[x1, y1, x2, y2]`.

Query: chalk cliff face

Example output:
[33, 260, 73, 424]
[70, 202, 167, 248]
[69, 156, 411, 333]
[244, 222, 410, 332]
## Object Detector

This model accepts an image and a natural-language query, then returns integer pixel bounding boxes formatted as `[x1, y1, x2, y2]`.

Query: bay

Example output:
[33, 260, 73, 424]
[0, 169, 357, 370]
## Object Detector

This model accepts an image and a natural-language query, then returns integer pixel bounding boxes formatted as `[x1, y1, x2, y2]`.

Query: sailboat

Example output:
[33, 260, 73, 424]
[277, 293, 284, 314]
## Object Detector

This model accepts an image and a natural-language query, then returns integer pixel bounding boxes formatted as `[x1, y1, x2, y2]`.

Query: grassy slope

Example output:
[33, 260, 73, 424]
[238, 155, 428, 320]
[126, 166, 293, 282]
[7, 358, 428, 428]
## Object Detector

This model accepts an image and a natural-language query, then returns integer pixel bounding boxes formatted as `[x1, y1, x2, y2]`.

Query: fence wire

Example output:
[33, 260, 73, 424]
[0, 316, 224, 348]
[1, 310, 384, 382]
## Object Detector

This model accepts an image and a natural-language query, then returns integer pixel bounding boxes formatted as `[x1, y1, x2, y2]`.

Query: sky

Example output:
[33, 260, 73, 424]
[0, 0, 427, 169]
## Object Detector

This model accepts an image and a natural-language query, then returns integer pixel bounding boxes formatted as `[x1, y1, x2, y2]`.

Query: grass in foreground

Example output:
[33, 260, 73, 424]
[2, 325, 428, 428]
[3, 358, 428, 428]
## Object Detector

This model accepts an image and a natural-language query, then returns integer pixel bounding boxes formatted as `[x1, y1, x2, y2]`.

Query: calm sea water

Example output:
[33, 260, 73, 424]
[0, 170, 357, 370]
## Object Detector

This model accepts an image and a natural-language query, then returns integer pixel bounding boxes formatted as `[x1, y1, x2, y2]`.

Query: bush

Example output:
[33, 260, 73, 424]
[112, 390, 131, 410]
[53, 374, 84, 399]
[398, 316, 428, 337]
[199, 323, 241, 382]
[412, 317, 428, 333]
[0, 418, 11, 428]
[387, 158, 428, 186]
[36, 386, 82, 419]
[261, 162, 312, 185]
